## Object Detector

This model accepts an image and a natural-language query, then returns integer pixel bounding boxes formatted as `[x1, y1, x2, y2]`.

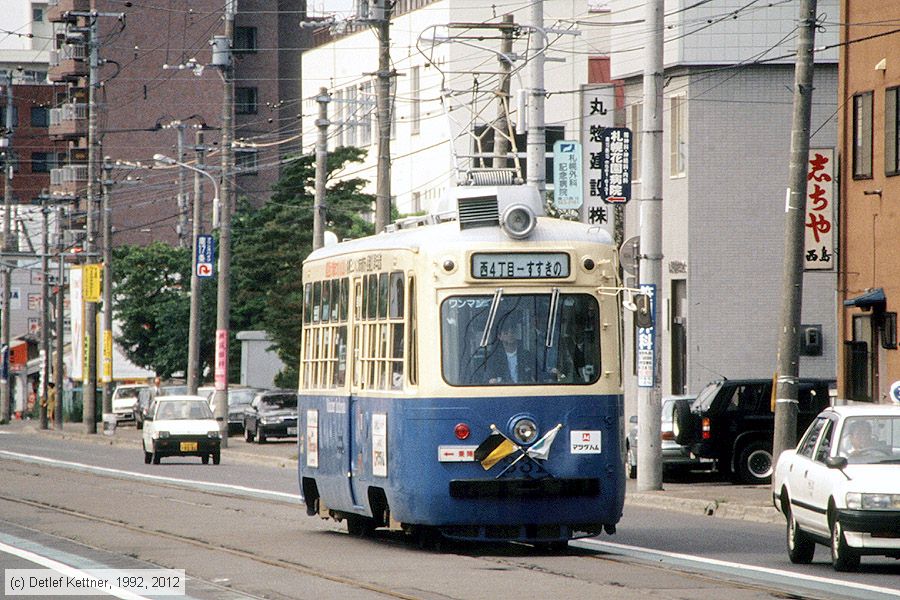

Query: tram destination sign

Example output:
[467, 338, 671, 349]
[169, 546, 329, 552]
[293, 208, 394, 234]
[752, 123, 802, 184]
[471, 252, 570, 280]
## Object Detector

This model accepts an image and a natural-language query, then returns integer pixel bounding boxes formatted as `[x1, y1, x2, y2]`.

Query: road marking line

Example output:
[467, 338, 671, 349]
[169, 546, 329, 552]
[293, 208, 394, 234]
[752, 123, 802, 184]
[0, 540, 150, 599]
[573, 538, 900, 600]
[0, 450, 300, 503]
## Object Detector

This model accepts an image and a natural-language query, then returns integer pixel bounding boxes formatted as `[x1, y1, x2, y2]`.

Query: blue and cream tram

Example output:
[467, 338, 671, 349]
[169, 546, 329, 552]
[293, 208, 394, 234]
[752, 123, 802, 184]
[297, 186, 625, 544]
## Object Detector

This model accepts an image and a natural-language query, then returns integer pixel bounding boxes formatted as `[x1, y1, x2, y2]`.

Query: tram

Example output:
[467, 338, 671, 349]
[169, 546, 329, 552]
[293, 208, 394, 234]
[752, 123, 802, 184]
[297, 185, 625, 544]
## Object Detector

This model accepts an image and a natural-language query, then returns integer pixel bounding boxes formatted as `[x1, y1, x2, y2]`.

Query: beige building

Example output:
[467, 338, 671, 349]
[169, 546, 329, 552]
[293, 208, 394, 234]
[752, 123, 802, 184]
[837, 0, 900, 403]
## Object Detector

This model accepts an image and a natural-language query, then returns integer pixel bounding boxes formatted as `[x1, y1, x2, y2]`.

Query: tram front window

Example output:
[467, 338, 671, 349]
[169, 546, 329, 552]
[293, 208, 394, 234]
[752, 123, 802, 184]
[441, 293, 600, 386]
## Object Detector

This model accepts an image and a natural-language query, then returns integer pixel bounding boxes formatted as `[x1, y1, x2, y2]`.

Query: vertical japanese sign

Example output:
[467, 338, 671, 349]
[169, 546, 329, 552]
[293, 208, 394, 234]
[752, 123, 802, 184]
[69, 266, 84, 380]
[102, 329, 113, 383]
[196, 234, 214, 278]
[598, 128, 633, 203]
[580, 85, 616, 238]
[804, 148, 835, 270]
[83, 264, 102, 302]
[215, 329, 228, 390]
[636, 284, 656, 388]
[553, 140, 583, 210]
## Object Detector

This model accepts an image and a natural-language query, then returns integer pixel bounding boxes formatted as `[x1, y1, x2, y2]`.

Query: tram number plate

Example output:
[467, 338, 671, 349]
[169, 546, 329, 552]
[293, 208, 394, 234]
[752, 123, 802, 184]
[180, 442, 198, 452]
[471, 253, 570, 279]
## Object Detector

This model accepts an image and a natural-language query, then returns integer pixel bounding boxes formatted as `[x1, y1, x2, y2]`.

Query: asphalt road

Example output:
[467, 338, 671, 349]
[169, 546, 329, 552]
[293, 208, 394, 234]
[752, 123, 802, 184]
[1, 428, 897, 600]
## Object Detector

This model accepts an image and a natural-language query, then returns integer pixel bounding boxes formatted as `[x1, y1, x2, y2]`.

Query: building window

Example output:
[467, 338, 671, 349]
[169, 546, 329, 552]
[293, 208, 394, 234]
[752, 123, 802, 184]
[31, 152, 53, 173]
[410, 65, 420, 135]
[31, 106, 49, 127]
[630, 102, 642, 182]
[359, 82, 372, 146]
[669, 95, 686, 176]
[235, 149, 258, 175]
[33, 7, 44, 22]
[235, 87, 258, 114]
[233, 26, 257, 53]
[411, 191, 421, 213]
[886, 87, 899, 176]
[853, 91, 873, 179]
[345, 86, 357, 147]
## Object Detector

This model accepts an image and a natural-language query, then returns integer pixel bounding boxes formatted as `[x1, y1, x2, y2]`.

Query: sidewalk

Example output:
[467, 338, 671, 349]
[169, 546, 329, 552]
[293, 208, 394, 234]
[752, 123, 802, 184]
[4, 418, 782, 524]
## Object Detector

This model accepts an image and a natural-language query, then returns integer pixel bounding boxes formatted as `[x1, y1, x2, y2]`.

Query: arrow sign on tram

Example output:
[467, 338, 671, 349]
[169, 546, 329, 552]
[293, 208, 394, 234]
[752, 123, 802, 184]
[196, 234, 214, 278]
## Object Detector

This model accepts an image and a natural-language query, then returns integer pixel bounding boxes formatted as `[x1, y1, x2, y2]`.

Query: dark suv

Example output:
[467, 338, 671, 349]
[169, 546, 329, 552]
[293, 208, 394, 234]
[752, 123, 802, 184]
[673, 378, 834, 484]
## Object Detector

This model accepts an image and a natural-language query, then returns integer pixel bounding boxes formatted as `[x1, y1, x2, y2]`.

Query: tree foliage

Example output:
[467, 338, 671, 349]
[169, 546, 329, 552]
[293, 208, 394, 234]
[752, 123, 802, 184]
[111, 147, 374, 383]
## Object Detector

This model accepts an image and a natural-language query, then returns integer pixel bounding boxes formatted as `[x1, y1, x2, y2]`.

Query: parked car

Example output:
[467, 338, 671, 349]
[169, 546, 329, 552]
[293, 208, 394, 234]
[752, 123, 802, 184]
[111, 384, 150, 423]
[673, 378, 834, 484]
[197, 385, 216, 405]
[772, 405, 900, 571]
[625, 396, 710, 479]
[132, 386, 157, 430]
[243, 390, 298, 443]
[224, 387, 260, 434]
[141, 395, 221, 465]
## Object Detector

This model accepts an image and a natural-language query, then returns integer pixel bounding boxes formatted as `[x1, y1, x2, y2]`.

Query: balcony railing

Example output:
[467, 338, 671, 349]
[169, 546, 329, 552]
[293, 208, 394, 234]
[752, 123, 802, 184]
[48, 103, 88, 139]
[50, 165, 89, 197]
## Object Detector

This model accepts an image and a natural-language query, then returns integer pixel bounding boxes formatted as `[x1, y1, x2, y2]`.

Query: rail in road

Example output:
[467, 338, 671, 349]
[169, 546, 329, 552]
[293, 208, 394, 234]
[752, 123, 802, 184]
[1, 431, 898, 599]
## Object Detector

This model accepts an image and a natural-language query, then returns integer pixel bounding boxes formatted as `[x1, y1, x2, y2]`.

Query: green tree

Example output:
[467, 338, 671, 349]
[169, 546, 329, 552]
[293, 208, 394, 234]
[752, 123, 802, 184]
[112, 242, 217, 379]
[231, 146, 374, 385]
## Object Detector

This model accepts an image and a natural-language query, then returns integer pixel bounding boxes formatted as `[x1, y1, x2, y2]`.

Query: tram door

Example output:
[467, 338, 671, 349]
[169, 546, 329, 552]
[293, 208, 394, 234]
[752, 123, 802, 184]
[347, 278, 364, 509]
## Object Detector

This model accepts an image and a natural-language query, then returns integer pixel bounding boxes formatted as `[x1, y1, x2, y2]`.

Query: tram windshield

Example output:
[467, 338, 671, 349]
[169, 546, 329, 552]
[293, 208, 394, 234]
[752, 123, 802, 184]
[441, 293, 601, 386]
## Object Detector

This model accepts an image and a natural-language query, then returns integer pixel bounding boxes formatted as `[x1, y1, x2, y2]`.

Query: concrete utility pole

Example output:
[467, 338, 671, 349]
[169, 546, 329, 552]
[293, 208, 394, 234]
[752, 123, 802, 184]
[40, 199, 50, 430]
[526, 1, 546, 194]
[176, 124, 188, 249]
[0, 71, 14, 424]
[100, 158, 113, 415]
[212, 0, 236, 445]
[186, 130, 205, 395]
[313, 88, 330, 251]
[774, 0, 819, 459]
[636, 0, 665, 492]
[83, 15, 100, 433]
[373, 0, 393, 233]
[54, 206, 64, 429]
[494, 15, 515, 170]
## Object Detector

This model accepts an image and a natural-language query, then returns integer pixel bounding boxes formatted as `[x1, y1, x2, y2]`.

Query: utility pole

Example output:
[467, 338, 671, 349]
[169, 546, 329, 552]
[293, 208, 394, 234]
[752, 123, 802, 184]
[176, 124, 188, 248]
[54, 206, 64, 430]
[211, 0, 235, 445]
[40, 198, 50, 430]
[100, 158, 113, 415]
[774, 0, 819, 459]
[83, 15, 100, 433]
[636, 0, 665, 492]
[313, 88, 330, 251]
[494, 15, 514, 170]
[526, 1, 546, 195]
[187, 129, 205, 395]
[373, 0, 393, 233]
[0, 71, 14, 424]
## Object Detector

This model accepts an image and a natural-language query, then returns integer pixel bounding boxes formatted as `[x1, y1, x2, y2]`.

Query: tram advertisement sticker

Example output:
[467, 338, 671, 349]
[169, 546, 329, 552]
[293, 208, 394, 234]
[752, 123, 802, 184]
[570, 430, 602, 454]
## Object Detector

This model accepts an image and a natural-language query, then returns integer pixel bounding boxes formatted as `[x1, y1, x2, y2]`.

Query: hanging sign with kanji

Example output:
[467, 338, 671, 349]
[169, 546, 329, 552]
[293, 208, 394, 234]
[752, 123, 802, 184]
[804, 148, 834, 271]
[580, 85, 616, 237]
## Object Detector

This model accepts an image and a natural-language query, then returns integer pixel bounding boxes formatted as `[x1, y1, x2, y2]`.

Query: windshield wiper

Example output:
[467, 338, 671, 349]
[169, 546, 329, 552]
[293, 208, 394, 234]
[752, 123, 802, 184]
[545, 288, 560, 348]
[479, 289, 503, 348]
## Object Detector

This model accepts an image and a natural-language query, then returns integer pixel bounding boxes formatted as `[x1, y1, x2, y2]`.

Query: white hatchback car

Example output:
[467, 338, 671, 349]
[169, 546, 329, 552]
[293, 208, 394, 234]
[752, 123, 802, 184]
[772, 405, 900, 571]
[141, 396, 222, 465]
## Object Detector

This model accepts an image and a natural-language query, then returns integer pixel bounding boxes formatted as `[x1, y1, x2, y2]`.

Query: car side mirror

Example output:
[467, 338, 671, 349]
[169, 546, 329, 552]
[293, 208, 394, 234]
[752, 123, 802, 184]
[825, 456, 847, 470]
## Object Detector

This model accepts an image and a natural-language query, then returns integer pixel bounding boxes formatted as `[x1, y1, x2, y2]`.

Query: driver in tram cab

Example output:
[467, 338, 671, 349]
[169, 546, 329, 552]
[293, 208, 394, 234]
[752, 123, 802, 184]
[486, 319, 536, 384]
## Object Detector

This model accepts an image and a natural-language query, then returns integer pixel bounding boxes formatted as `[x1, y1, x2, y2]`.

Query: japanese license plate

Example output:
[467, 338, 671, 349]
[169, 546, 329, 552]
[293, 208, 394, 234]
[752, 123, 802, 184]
[287, 427, 298, 436]
[180, 441, 198, 452]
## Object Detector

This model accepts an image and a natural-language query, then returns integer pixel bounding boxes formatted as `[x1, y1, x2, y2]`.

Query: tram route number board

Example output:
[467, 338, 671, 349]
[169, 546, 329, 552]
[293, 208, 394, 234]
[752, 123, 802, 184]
[471, 252, 570, 280]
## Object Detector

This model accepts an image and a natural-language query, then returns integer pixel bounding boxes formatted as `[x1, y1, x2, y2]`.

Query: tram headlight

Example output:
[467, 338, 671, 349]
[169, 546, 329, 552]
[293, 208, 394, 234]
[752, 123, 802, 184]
[500, 204, 536, 240]
[512, 418, 538, 444]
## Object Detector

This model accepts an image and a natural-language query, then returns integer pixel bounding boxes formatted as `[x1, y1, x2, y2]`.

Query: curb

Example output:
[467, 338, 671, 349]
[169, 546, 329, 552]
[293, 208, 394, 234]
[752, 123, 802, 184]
[625, 492, 783, 524]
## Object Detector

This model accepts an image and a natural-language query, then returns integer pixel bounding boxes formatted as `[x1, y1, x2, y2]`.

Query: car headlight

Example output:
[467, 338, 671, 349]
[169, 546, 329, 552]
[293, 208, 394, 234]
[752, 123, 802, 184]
[208, 430, 221, 438]
[152, 430, 170, 440]
[847, 492, 900, 510]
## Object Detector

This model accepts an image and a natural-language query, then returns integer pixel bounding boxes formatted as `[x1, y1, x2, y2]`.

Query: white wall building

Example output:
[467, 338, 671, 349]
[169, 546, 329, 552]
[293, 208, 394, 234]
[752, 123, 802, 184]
[609, 0, 840, 413]
[0, 1, 52, 81]
[301, 0, 608, 214]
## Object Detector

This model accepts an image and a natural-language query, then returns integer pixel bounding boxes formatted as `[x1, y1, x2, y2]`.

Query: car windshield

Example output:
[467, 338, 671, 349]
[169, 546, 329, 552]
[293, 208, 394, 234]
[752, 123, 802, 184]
[261, 394, 297, 410]
[159, 386, 187, 396]
[837, 416, 900, 464]
[155, 400, 213, 420]
[229, 390, 256, 406]
[441, 293, 601, 386]
[115, 387, 143, 399]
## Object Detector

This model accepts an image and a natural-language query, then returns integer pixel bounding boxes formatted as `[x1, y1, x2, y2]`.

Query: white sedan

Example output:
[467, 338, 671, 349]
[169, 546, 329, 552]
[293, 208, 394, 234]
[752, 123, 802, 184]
[772, 405, 900, 571]
[142, 395, 222, 465]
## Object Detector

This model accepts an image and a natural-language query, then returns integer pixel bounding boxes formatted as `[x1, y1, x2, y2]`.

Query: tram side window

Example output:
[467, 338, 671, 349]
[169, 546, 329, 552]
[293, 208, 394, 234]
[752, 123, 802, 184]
[353, 271, 407, 391]
[300, 276, 350, 390]
[303, 283, 311, 324]
[312, 281, 321, 323]
[407, 277, 418, 386]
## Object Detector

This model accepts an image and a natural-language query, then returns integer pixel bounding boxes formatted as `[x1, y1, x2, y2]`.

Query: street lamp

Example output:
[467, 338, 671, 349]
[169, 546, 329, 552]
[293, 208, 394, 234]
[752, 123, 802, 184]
[153, 153, 219, 396]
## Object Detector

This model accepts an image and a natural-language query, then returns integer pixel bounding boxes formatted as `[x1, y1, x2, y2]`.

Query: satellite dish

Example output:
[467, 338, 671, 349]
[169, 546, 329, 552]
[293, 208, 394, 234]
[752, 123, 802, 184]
[620, 236, 640, 276]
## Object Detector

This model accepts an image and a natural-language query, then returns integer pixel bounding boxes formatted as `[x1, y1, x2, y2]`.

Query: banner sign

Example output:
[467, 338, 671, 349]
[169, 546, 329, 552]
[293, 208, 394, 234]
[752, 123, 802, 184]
[580, 85, 616, 238]
[636, 284, 656, 388]
[553, 140, 583, 210]
[804, 148, 835, 270]
[196, 234, 215, 278]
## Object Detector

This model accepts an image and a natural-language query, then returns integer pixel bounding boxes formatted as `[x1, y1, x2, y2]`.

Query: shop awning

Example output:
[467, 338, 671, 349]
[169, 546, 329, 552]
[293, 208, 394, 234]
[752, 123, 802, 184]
[843, 288, 886, 309]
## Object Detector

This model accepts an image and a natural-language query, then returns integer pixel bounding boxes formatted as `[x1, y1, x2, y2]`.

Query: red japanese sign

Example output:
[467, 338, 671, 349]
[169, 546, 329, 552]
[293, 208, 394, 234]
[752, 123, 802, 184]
[804, 149, 835, 271]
